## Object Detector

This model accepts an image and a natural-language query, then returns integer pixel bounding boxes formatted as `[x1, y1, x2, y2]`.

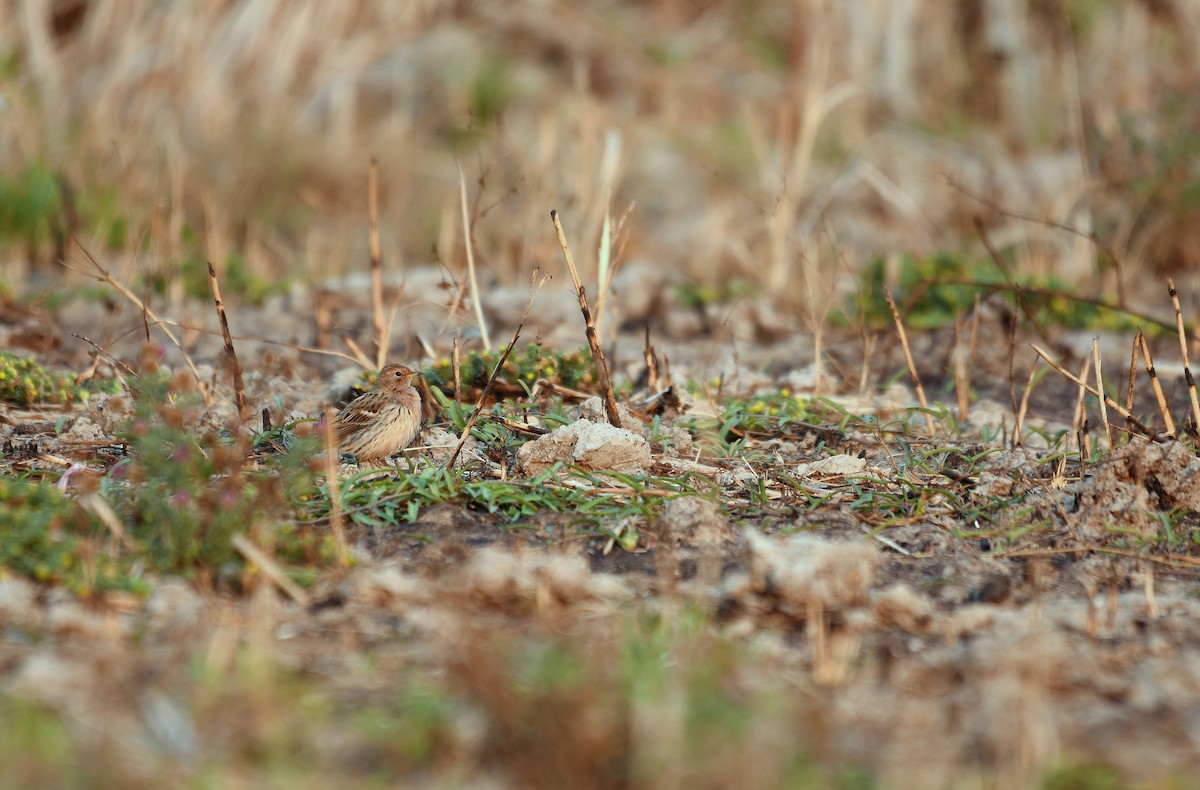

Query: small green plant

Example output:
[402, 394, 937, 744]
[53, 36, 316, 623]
[424, 345, 594, 394]
[0, 476, 141, 595]
[0, 351, 116, 406]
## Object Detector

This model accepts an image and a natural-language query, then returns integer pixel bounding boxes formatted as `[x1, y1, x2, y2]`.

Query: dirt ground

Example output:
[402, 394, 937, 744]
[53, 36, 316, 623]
[4, 274, 1200, 788]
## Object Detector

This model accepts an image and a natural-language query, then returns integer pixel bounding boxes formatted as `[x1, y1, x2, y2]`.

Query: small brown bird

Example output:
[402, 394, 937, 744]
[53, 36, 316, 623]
[334, 364, 422, 465]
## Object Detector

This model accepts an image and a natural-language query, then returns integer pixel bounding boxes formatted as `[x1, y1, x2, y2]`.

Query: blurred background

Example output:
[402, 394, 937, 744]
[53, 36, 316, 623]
[1, 0, 1197, 320]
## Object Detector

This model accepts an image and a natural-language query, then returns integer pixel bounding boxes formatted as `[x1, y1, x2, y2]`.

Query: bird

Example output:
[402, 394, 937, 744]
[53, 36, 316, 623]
[333, 364, 423, 465]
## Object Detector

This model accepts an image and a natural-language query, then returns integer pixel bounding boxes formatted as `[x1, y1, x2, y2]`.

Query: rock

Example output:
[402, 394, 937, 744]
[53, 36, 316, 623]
[516, 418, 651, 476]
[658, 496, 732, 546]
[736, 530, 878, 616]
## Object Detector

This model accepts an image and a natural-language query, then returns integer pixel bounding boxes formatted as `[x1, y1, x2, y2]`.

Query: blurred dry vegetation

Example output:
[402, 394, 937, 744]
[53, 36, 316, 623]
[2, 0, 1200, 314]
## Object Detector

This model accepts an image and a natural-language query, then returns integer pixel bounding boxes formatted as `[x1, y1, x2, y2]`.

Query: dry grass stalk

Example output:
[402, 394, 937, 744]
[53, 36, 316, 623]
[954, 313, 969, 424]
[643, 324, 660, 393]
[452, 337, 463, 407]
[1168, 279, 1200, 431]
[550, 209, 622, 428]
[1031, 344, 1152, 435]
[207, 262, 250, 423]
[458, 161, 492, 351]
[1014, 357, 1041, 447]
[1126, 334, 1140, 429]
[341, 335, 374, 369]
[321, 406, 350, 566]
[70, 239, 211, 405]
[1135, 328, 1176, 439]
[883, 287, 935, 434]
[368, 158, 388, 368]
[1092, 338, 1112, 450]
[1069, 354, 1092, 457]
[231, 533, 310, 606]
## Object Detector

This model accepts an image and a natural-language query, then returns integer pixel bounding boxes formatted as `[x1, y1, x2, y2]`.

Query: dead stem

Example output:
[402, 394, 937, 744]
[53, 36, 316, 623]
[1136, 328, 1176, 439]
[1168, 279, 1200, 431]
[1092, 338, 1112, 450]
[1012, 355, 1041, 441]
[550, 209, 622, 428]
[445, 273, 546, 469]
[1031, 344, 1152, 436]
[207, 262, 250, 423]
[883, 287, 935, 434]
[69, 237, 211, 405]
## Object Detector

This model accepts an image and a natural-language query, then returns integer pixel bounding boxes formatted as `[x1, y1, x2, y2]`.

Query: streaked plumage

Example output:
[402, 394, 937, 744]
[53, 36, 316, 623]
[334, 364, 422, 464]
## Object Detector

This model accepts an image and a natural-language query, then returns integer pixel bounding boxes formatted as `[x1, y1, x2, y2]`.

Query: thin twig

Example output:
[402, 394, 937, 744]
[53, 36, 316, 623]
[445, 273, 546, 469]
[973, 216, 1057, 350]
[1014, 357, 1040, 448]
[550, 209, 622, 428]
[1136, 328, 1176, 439]
[208, 262, 250, 422]
[883, 287, 935, 434]
[70, 333, 136, 377]
[1031, 344, 1153, 435]
[1168, 278, 1200, 431]
[948, 175, 1128, 307]
[69, 238, 210, 404]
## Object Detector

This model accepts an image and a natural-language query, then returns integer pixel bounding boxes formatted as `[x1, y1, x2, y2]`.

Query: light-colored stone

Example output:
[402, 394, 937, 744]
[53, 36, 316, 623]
[516, 418, 651, 476]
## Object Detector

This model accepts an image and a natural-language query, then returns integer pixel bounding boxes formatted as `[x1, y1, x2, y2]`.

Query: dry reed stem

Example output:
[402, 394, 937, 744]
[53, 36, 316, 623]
[231, 533, 310, 606]
[368, 158, 388, 368]
[458, 161, 491, 351]
[70, 239, 211, 405]
[1168, 279, 1200, 431]
[550, 209, 622, 428]
[1092, 338, 1112, 450]
[207, 262, 250, 423]
[1135, 328, 1176, 438]
[883, 287, 935, 434]
[1014, 357, 1041, 447]
[321, 406, 350, 567]
[1031, 344, 1152, 435]
[1069, 354, 1092, 456]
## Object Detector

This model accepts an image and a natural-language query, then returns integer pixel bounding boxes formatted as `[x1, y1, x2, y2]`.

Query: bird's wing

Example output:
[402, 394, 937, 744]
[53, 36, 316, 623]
[335, 393, 394, 441]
